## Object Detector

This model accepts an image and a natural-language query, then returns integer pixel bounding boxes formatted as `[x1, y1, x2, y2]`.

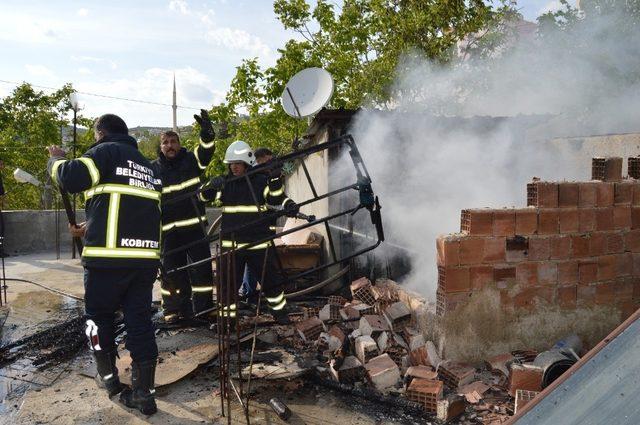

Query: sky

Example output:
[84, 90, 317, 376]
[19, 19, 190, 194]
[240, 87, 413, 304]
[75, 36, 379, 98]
[0, 0, 564, 128]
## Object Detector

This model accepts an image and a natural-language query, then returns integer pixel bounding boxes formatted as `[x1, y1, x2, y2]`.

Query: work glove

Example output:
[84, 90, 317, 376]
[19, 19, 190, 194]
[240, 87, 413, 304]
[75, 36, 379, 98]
[284, 200, 300, 218]
[210, 176, 225, 191]
[194, 109, 215, 143]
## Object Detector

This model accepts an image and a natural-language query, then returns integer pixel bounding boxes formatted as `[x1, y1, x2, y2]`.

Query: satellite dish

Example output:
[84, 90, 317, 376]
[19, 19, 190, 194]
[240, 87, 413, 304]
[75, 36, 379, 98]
[281, 67, 334, 119]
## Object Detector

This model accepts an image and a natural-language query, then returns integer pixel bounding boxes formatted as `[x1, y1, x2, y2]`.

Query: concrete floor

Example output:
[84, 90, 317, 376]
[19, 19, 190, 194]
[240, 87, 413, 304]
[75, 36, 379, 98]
[0, 253, 427, 425]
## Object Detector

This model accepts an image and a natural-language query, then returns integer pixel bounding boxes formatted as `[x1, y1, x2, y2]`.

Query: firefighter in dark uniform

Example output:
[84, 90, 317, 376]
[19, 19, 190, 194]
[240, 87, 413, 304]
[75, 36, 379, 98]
[152, 110, 215, 322]
[48, 114, 161, 415]
[200, 140, 299, 324]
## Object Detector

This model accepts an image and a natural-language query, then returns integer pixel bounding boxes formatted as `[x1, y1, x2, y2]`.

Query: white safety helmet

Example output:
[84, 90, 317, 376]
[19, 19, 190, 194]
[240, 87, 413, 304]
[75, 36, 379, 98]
[223, 140, 255, 166]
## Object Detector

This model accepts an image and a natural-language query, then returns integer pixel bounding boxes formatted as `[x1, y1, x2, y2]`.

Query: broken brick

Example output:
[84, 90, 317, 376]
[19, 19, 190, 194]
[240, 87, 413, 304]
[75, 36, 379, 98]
[351, 278, 376, 305]
[295, 317, 323, 342]
[506, 236, 528, 262]
[508, 364, 543, 396]
[359, 315, 390, 337]
[438, 362, 475, 389]
[458, 381, 490, 404]
[383, 301, 412, 331]
[485, 353, 516, 377]
[405, 366, 438, 384]
[436, 395, 466, 422]
[514, 389, 540, 414]
[330, 356, 365, 384]
[406, 378, 443, 413]
[355, 335, 379, 364]
[364, 353, 401, 391]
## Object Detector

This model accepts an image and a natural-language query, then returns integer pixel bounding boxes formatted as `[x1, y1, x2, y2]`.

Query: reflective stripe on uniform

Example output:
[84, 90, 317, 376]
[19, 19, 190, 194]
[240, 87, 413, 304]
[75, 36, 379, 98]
[78, 157, 101, 186]
[219, 303, 237, 317]
[194, 146, 207, 170]
[192, 286, 214, 292]
[82, 247, 160, 259]
[85, 184, 160, 201]
[162, 215, 207, 231]
[265, 292, 284, 305]
[270, 298, 287, 311]
[50, 159, 66, 185]
[160, 288, 172, 296]
[221, 240, 271, 250]
[106, 193, 121, 248]
[269, 187, 284, 197]
[162, 177, 200, 194]
[221, 205, 267, 213]
[281, 197, 292, 207]
[199, 138, 215, 149]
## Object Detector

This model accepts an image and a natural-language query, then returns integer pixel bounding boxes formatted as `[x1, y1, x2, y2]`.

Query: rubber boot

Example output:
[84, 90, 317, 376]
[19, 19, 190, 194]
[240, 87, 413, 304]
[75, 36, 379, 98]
[93, 350, 124, 397]
[119, 359, 158, 415]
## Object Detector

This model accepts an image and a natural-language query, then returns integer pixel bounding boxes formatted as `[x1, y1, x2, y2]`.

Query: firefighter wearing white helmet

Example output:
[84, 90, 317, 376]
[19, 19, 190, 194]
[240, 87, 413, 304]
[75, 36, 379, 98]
[200, 140, 299, 325]
[223, 140, 255, 166]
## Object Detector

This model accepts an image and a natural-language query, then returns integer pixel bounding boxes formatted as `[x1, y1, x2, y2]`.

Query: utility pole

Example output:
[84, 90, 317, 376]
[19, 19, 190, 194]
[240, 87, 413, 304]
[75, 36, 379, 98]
[172, 73, 178, 132]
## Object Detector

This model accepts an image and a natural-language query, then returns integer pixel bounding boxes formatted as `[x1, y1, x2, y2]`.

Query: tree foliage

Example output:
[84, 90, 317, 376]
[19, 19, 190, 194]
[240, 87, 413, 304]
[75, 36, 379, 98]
[195, 0, 502, 175]
[0, 83, 75, 209]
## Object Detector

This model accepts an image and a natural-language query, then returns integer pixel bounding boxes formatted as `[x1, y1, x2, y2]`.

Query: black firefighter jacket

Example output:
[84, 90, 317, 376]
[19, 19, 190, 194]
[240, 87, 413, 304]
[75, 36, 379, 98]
[48, 134, 162, 268]
[200, 170, 294, 248]
[151, 141, 214, 235]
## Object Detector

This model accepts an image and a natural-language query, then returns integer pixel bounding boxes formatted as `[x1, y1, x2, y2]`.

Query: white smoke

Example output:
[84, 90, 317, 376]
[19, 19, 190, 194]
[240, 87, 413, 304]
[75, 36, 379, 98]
[348, 8, 640, 299]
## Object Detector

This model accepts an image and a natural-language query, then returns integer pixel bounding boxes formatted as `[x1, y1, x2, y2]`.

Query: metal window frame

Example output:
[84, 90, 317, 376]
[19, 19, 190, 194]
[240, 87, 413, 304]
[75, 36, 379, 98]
[162, 133, 385, 285]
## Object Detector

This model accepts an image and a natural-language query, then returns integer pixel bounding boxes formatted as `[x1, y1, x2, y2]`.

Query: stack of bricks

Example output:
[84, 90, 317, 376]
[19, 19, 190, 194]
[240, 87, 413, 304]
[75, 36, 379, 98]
[437, 157, 640, 318]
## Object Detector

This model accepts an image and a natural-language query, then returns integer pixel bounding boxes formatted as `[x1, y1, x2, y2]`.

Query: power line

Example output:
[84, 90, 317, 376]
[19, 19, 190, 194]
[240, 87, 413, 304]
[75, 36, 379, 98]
[0, 79, 204, 110]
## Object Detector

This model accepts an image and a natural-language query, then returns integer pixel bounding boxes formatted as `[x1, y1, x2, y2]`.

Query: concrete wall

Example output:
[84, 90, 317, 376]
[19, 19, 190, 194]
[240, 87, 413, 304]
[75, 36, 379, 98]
[1, 208, 220, 255]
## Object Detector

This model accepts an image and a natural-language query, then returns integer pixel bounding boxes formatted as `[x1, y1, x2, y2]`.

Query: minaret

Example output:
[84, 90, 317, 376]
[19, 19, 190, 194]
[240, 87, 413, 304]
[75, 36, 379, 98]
[172, 73, 177, 132]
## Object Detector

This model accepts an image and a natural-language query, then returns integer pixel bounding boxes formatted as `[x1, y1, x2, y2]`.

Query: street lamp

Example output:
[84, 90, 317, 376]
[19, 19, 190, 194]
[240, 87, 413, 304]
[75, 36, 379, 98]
[69, 92, 80, 259]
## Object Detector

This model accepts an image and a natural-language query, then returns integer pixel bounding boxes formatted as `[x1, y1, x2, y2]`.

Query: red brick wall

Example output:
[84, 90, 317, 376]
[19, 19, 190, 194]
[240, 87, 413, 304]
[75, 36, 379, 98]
[436, 159, 640, 319]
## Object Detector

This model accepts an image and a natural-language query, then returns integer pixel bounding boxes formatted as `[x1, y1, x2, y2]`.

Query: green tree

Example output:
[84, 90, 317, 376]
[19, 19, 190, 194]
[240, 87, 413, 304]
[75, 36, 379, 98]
[195, 0, 504, 175]
[0, 83, 75, 209]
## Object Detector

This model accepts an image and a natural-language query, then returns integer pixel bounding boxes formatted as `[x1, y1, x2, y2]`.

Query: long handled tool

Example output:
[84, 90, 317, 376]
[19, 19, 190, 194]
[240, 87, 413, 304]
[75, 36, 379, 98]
[58, 189, 84, 254]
